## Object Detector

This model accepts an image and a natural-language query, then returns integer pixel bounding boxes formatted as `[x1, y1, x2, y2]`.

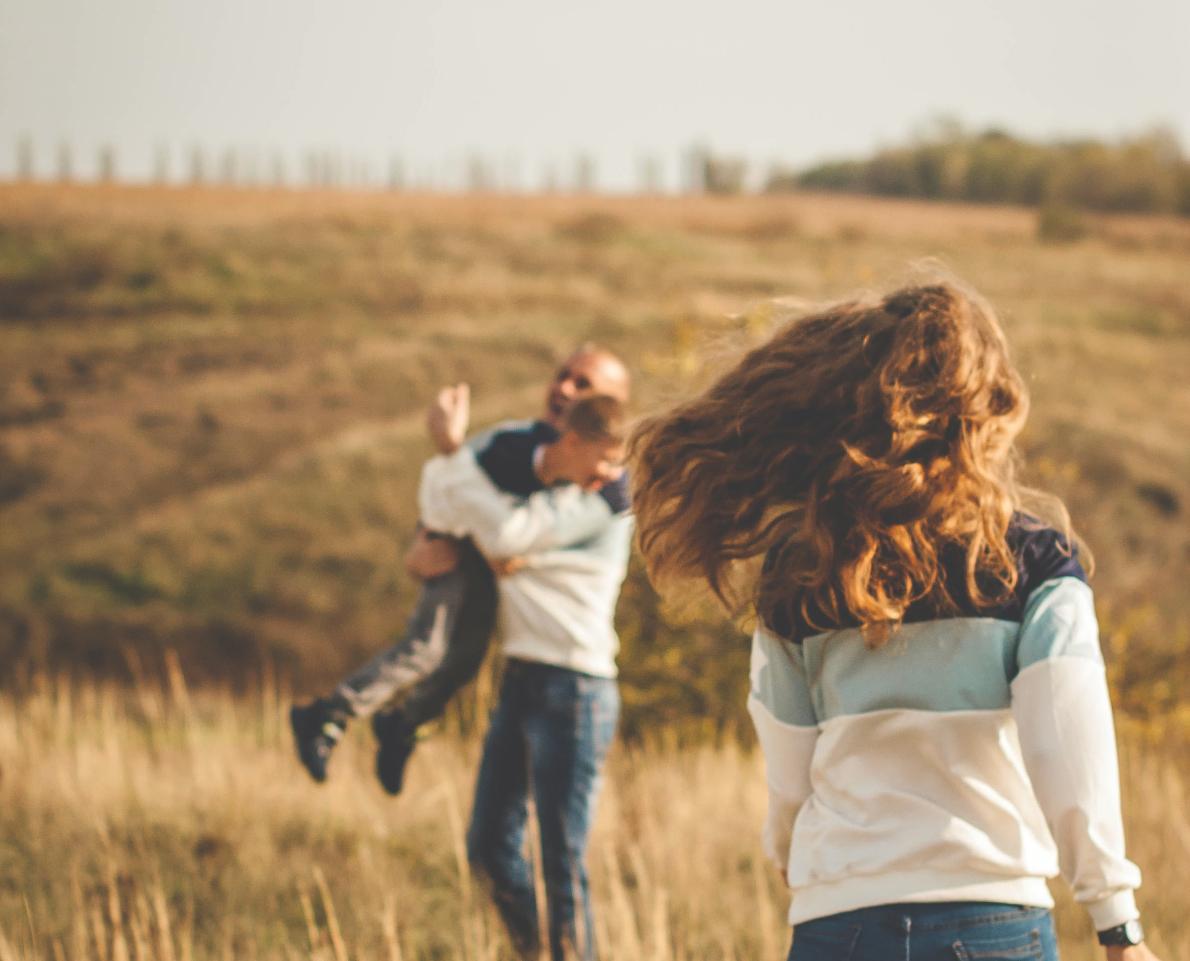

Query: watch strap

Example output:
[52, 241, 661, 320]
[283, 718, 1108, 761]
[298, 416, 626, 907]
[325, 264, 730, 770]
[1097, 919, 1144, 947]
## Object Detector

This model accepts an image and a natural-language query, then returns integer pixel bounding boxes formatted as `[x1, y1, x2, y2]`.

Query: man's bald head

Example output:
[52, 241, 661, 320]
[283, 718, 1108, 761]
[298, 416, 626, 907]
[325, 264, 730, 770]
[543, 345, 631, 428]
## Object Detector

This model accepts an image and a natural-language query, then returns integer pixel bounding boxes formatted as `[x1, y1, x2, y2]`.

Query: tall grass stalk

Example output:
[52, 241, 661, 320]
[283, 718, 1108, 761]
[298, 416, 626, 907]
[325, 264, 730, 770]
[2, 669, 1185, 960]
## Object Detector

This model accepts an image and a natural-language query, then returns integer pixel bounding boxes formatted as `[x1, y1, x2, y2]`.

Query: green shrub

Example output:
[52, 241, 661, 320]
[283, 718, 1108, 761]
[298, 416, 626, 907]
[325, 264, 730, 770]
[1036, 203, 1088, 243]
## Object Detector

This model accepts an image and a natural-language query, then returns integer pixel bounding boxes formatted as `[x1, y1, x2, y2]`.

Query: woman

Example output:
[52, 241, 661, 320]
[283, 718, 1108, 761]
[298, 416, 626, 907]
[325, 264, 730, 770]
[630, 281, 1161, 961]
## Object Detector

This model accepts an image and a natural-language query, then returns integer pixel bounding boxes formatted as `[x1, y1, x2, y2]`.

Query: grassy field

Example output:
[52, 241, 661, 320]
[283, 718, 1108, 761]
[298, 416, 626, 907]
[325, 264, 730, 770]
[1, 184, 1188, 957]
[1, 674, 1187, 961]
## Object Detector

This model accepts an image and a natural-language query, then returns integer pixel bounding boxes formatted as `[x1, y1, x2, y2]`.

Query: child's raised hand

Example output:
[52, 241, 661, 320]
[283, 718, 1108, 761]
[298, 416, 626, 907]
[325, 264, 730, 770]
[427, 383, 471, 454]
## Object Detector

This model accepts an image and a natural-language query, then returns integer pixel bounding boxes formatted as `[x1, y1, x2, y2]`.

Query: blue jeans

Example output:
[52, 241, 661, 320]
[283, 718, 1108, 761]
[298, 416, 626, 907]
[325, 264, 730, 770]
[467, 659, 619, 961]
[788, 902, 1059, 961]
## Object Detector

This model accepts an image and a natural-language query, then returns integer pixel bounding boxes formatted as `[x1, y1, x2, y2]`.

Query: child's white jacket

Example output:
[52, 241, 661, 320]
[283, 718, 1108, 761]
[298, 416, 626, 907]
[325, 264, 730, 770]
[418, 420, 632, 679]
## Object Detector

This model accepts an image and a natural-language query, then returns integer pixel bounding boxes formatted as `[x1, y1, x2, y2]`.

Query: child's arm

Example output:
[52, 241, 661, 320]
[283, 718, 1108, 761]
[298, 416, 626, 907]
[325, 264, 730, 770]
[426, 383, 470, 455]
[747, 624, 818, 878]
[459, 482, 623, 558]
[419, 448, 625, 559]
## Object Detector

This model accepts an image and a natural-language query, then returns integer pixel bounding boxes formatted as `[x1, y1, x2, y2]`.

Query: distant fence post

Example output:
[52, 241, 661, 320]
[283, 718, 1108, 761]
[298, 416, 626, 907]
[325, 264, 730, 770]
[17, 135, 34, 180]
[466, 153, 492, 192]
[57, 142, 73, 182]
[154, 144, 169, 184]
[638, 155, 662, 194]
[98, 145, 116, 182]
[244, 149, 259, 186]
[683, 144, 708, 194]
[574, 153, 595, 193]
[189, 145, 206, 184]
[501, 155, 521, 193]
[219, 148, 238, 186]
[703, 153, 747, 194]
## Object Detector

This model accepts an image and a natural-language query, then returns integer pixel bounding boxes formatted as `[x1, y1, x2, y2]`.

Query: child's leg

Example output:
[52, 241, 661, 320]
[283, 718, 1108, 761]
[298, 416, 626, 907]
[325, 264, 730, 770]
[370, 541, 498, 794]
[392, 538, 499, 728]
[330, 538, 495, 717]
[291, 537, 495, 785]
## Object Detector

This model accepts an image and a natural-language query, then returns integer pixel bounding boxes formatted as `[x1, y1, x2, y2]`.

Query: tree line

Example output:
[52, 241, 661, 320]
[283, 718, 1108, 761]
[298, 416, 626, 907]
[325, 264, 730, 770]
[768, 122, 1190, 217]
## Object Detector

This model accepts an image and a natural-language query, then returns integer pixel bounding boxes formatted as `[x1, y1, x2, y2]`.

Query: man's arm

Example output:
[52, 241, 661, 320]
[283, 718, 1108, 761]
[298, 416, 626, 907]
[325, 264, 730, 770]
[404, 527, 461, 580]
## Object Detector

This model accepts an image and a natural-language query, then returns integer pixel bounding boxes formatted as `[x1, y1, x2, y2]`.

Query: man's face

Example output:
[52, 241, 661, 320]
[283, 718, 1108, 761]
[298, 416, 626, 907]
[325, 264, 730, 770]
[544, 351, 630, 427]
[554, 434, 627, 492]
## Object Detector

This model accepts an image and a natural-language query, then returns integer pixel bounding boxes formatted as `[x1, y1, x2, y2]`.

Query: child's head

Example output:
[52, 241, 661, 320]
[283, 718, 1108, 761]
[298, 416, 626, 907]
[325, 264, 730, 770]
[631, 279, 1053, 643]
[550, 394, 628, 492]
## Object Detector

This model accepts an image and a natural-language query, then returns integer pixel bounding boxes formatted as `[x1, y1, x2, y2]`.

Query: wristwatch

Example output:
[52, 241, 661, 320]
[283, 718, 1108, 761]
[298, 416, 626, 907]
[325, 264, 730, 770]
[1097, 919, 1144, 947]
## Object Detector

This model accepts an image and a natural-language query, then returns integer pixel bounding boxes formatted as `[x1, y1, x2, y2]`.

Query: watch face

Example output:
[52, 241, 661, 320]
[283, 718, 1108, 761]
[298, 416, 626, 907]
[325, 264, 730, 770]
[1123, 920, 1144, 944]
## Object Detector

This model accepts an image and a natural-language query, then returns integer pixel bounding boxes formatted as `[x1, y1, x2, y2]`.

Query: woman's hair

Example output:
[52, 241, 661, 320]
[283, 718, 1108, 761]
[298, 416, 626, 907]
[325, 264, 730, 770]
[630, 279, 1077, 646]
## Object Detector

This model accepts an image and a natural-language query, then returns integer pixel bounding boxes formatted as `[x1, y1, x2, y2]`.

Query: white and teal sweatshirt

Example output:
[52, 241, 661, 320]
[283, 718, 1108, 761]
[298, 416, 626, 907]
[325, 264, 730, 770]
[418, 420, 633, 679]
[748, 519, 1141, 930]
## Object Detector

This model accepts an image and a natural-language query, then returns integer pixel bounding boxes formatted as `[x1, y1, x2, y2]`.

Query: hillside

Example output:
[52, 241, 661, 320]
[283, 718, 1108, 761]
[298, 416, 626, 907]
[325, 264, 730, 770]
[1, 184, 1188, 735]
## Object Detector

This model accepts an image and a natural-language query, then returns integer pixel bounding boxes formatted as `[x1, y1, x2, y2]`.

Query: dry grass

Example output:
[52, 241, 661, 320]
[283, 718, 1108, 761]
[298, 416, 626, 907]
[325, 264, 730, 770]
[0, 675, 1186, 961]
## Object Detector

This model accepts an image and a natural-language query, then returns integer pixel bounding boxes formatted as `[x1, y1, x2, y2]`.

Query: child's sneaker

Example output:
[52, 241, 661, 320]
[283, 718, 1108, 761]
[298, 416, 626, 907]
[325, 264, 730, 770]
[290, 699, 347, 783]
[372, 710, 418, 796]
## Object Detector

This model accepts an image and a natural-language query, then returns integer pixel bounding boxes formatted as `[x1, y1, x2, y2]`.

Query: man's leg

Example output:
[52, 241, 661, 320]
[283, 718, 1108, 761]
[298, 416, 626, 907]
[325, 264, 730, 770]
[290, 538, 495, 784]
[465, 663, 541, 959]
[525, 666, 620, 961]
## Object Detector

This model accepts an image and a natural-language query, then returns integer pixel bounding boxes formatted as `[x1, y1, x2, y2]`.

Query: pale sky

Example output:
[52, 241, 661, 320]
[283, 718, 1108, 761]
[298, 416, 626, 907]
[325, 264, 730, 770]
[1, 0, 1187, 191]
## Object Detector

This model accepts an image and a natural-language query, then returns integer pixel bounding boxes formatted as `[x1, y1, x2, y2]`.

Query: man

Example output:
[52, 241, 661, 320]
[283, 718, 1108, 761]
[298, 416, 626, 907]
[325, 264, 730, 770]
[418, 393, 632, 961]
[290, 346, 630, 795]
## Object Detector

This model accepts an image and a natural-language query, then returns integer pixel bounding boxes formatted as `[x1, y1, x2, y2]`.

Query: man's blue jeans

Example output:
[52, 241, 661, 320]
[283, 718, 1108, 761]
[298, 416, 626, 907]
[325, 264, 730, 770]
[788, 902, 1060, 961]
[467, 659, 619, 961]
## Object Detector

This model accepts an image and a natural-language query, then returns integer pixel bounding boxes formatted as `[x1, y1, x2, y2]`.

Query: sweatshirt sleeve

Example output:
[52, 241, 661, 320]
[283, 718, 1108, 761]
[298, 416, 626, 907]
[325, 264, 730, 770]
[747, 625, 819, 872]
[418, 448, 618, 558]
[1010, 576, 1142, 931]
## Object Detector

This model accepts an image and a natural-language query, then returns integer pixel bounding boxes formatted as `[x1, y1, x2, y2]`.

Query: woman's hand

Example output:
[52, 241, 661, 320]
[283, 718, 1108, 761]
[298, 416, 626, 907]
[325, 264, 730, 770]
[1106, 943, 1163, 961]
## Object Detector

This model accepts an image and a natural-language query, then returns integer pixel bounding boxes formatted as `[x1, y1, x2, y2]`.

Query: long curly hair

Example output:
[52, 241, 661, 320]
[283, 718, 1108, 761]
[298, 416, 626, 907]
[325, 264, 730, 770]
[630, 280, 1077, 646]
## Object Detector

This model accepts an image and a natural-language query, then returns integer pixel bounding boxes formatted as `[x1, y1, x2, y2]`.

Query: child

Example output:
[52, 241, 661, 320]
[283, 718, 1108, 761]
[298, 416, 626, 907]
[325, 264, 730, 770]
[629, 280, 1160, 961]
[291, 391, 630, 794]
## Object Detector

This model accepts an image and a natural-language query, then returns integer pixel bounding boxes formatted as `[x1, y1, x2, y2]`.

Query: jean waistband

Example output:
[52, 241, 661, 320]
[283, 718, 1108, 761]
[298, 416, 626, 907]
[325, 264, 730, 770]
[503, 658, 611, 682]
[801, 902, 1049, 932]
